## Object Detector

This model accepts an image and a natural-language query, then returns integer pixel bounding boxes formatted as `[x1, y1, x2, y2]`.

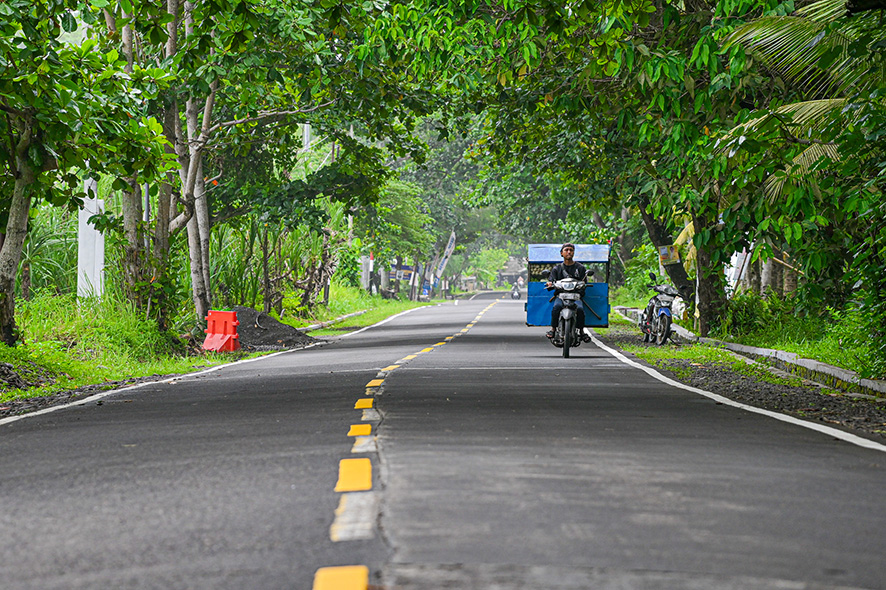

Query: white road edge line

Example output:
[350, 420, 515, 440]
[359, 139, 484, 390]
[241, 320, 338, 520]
[336, 306, 425, 338]
[0, 343, 323, 428]
[2, 306, 426, 427]
[587, 330, 886, 454]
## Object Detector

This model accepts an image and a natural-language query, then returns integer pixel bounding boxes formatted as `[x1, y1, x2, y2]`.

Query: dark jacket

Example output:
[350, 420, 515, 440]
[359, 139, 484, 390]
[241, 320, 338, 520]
[549, 261, 587, 283]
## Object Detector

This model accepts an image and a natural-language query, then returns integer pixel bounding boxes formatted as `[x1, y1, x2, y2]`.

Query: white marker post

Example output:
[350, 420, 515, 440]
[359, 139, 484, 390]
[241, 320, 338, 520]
[77, 178, 105, 298]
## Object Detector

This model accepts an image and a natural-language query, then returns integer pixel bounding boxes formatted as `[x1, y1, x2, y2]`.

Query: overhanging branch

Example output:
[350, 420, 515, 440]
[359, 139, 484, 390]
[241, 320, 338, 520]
[208, 100, 336, 135]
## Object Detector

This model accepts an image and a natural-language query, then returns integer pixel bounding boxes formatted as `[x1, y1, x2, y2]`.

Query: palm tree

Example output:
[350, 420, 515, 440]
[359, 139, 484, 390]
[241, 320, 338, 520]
[720, 0, 885, 198]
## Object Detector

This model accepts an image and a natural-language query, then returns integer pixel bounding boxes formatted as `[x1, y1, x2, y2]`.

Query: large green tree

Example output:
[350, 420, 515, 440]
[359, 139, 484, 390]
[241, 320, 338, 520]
[720, 0, 886, 373]
[89, 0, 440, 326]
[0, 0, 170, 345]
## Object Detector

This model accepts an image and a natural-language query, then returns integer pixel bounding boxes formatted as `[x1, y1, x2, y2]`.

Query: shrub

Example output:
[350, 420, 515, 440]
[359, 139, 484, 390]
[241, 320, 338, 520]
[717, 291, 772, 337]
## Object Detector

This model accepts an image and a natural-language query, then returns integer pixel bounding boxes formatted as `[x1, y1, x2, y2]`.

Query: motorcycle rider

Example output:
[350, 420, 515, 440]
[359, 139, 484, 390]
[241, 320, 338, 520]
[545, 243, 592, 342]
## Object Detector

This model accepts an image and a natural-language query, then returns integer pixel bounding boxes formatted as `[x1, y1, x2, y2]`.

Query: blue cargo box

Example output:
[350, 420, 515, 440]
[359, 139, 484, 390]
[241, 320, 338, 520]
[525, 243, 610, 328]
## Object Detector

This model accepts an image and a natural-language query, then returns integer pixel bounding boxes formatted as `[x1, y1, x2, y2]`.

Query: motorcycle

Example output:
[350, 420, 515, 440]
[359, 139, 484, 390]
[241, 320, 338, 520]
[639, 272, 681, 345]
[543, 269, 596, 358]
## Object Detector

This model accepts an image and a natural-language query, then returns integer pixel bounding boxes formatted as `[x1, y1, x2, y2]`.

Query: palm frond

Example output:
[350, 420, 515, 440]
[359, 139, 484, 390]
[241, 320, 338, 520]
[795, 0, 849, 22]
[726, 0, 885, 96]
[727, 16, 849, 94]
[718, 98, 848, 155]
[764, 142, 842, 201]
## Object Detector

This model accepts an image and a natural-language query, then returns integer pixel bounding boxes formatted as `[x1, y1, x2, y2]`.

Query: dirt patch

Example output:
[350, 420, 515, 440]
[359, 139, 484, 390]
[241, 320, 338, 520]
[231, 306, 316, 351]
[0, 363, 31, 390]
[0, 374, 177, 419]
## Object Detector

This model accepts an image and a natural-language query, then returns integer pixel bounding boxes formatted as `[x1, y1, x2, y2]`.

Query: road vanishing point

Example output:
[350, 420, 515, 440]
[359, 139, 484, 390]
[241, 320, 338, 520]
[2, 295, 885, 590]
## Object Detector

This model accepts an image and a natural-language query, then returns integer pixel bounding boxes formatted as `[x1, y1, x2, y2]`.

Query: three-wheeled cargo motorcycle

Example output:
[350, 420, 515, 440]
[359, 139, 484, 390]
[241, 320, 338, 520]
[524, 244, 611, 358]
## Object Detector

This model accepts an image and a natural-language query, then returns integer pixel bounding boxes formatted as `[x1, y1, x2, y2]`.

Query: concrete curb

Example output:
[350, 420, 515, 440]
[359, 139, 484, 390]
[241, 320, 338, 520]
[614, 306, 886, 399]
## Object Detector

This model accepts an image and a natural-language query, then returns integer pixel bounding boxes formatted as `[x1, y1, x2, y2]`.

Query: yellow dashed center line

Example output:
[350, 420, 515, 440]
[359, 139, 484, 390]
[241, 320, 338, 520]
[313, 565, 369, 590]
[320, 302, 504, 580]
[334, 458, 372, 492]
[347, 424, 372, 436]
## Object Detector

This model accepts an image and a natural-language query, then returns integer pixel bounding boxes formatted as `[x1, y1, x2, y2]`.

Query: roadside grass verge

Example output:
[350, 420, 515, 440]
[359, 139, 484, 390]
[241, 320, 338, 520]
[307, 301, 431, 336]
[3, 284, 435, 403]
[595, 315, 808, 389]
[3, 293, 255, 403]
[291, 283, 434, 336]
[607, 294, 881, 381]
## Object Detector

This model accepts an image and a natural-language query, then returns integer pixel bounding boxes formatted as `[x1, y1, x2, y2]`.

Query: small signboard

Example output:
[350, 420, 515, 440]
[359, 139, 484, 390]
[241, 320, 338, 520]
[659, 244, 681, 266]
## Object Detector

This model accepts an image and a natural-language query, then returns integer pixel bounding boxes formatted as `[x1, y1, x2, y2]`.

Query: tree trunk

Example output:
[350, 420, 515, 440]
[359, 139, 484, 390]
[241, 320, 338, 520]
[772, 248, 784, 296]
[261, 227, 272, 314]
[20, 263, 30, 301]
[394, 255, 403, 295]
[187, 214, 210, 321]
[0, 137, 37, 345]
[761, 258, 774, 296]
[410, 255, 420, 301]
[692, 212, 728, 337]
[637, 201, 693, 295]
[782, 251, 798, 296]
[194, 161, 212, 307]
[120, 182, 145, 307]
[746, 255, 761, 295]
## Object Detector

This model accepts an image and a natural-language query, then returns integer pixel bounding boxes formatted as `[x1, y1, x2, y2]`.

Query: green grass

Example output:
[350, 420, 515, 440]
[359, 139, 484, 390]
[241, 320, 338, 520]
[2, 293, 255, 403]
[727, 319, 869, 377]
[277, 281, 431, 330]
[2, 283, 436, 403]
[609, 286, 648, 310]
[608, 289, 882, 379]
[290, 282, 434, 336]
[594, 315, 809, 389]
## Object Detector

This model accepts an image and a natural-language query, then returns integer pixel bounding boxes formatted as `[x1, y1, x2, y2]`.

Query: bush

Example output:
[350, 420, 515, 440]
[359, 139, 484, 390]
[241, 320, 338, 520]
[712, 289, 883, 379]
[827, 304, 885, 379]
[621, 244, 660, 299]
[718, 291, 773, 337]
[335, 241, 364, 288]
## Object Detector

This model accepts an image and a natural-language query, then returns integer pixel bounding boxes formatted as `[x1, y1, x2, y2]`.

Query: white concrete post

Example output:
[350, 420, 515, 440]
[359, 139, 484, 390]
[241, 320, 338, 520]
[77, 178, 105, 298]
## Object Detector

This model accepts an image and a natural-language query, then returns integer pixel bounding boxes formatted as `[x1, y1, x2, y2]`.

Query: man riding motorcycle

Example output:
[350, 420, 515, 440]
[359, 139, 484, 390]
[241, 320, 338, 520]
[545, 243, 592, 343]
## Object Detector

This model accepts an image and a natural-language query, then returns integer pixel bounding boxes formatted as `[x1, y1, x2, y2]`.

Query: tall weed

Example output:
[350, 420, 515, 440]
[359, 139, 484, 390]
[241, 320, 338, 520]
[18, 292, 181, 365]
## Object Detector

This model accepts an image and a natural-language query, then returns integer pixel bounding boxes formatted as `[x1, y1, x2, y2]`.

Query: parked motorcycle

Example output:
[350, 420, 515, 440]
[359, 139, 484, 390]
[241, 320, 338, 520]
[544, 270, 595, 358]
[639, 272, 681, 345]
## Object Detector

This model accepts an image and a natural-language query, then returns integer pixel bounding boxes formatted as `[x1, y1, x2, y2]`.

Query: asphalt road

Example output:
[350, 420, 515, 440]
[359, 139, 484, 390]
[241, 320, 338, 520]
[1, 295, 885, 590]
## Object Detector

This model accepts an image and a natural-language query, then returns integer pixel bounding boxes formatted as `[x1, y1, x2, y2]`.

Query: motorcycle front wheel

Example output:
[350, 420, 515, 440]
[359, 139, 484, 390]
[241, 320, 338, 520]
[656, 315, 672, 345]
[562, 317, 574, 358]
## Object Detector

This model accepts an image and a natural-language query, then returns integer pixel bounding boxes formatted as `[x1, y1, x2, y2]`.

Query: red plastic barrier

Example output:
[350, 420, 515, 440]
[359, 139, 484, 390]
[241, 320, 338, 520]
[202, 310, 241, 352]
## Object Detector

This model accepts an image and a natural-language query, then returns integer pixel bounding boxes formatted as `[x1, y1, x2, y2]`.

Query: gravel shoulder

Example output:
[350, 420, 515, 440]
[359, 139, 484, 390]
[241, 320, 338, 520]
[595, 324, 886, 442]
